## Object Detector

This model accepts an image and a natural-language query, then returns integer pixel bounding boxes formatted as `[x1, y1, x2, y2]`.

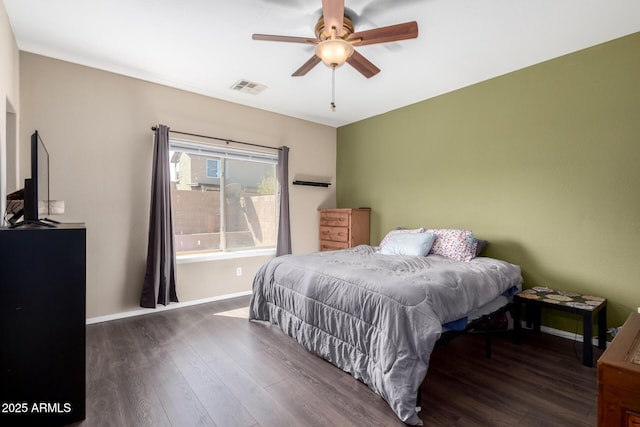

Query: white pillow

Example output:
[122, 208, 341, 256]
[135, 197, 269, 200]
[379, 228, 425, 248]
[380, 232, 436, 256]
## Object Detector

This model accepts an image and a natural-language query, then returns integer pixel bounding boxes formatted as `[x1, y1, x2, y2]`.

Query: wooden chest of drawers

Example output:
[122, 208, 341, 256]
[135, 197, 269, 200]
[598, 312, 640, 427]
[318, 208, 370, 251]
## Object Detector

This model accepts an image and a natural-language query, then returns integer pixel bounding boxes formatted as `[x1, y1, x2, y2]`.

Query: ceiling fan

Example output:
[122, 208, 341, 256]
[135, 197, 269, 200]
[252, 0, 419, 79]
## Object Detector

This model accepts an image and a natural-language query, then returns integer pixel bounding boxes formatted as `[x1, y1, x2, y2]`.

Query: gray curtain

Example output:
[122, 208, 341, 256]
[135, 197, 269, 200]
[140, 124, 178, 308]
[276, 146, 291, 256]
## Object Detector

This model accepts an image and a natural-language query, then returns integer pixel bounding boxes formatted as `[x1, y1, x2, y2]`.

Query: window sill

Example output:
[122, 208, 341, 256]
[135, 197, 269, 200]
[176, 248, 276, 264]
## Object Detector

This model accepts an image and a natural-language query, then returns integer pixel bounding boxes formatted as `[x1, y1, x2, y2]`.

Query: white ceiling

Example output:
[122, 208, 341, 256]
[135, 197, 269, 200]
[4, 0, 640, 127]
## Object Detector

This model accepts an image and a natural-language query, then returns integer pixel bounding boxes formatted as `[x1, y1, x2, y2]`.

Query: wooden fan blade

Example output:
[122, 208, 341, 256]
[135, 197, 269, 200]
[346, 50, 380, 79]
[252, 34, 317, 44]
[292, 55, 322, 77]
[322, 0, 345, 38]
[348, 21, 418, 46]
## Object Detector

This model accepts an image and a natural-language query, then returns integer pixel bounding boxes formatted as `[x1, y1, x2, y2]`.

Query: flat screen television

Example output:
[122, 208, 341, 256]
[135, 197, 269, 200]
[11, 130, 54, 227]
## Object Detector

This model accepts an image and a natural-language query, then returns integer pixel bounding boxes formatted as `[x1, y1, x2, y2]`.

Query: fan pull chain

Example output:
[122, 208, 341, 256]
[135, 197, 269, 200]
[330, 65, 336, 112]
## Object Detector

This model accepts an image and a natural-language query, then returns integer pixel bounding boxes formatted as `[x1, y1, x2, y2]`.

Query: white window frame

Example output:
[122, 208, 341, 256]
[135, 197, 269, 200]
[169, 138, 278, 262]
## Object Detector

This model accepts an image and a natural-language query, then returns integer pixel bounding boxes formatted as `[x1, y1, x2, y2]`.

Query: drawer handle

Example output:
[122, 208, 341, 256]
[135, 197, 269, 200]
[322, 231, 345, 236]
[324, 217, 345, 222]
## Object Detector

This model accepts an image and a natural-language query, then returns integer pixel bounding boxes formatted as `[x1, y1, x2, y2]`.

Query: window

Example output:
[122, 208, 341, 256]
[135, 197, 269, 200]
[169, 139, 277, 256]
[206, 159, 220, 178]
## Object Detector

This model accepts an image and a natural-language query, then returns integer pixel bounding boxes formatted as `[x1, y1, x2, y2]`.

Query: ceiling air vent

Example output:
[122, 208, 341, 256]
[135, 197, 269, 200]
[230, 79, 267, 95]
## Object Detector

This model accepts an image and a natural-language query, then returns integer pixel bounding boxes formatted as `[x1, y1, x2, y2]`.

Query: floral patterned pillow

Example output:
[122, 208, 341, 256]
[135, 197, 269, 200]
[426, 229, 477, 262]
[379, 227, 425, 248]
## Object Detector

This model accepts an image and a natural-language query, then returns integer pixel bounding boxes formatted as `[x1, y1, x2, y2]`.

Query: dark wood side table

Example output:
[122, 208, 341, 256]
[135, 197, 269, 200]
[512, 287, 607, 367]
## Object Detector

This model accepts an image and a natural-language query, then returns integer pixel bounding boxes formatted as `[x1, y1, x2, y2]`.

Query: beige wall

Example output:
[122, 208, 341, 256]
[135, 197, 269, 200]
[19, 52, 336, 318]
[0, 3, 20, 215]
[337, 32, 640, 330]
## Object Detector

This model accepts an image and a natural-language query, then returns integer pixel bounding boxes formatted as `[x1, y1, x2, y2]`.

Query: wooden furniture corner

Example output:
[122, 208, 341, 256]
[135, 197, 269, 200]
[598, 312, 640, 427]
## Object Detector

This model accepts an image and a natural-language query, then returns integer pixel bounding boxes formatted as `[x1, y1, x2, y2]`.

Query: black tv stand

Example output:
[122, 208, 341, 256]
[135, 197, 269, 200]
[43, 217, 61, 224]
[0, 224, 86, 425]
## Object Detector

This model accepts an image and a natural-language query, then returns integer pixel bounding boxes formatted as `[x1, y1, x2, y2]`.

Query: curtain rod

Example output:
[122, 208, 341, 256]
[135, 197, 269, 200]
[151, 126, 281, 151]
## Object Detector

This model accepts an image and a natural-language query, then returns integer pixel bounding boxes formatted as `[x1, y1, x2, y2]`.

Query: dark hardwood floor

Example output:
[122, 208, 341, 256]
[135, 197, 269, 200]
[72, 296, 601, 426]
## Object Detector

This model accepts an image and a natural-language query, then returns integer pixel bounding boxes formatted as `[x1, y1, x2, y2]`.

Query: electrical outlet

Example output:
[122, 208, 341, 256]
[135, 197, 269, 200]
[637, 306, 640, 314]
[236, 267, 242, 277]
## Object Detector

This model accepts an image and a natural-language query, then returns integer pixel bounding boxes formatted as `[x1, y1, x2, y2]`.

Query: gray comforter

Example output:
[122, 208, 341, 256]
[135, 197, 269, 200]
[249, 245, 522, 425]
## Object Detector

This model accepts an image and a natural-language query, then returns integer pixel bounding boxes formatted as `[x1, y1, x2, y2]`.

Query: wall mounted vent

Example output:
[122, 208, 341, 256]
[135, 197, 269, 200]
[230, 79, 267, 95]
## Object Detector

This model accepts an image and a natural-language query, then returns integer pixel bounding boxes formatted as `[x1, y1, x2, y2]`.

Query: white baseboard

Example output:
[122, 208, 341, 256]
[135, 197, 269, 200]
[524, 322, 610, 347]
[88, 301, 611, 349]
[86, 290, 253, 325]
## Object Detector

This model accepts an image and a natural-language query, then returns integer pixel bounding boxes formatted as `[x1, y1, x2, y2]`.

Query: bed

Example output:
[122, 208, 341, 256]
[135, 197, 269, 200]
[249, 229, 522, 425]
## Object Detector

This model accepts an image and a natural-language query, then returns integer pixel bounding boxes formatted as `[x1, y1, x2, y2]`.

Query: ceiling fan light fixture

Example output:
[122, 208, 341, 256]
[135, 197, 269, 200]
[315, 38, 354, 68]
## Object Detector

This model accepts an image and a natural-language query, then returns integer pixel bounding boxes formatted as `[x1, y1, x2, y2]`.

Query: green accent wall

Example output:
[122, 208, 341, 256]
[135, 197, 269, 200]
[337, 32, 640, 330]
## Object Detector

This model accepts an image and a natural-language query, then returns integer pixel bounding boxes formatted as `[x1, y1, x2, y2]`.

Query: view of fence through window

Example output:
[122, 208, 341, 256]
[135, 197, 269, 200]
[169, 142, 277, 255]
